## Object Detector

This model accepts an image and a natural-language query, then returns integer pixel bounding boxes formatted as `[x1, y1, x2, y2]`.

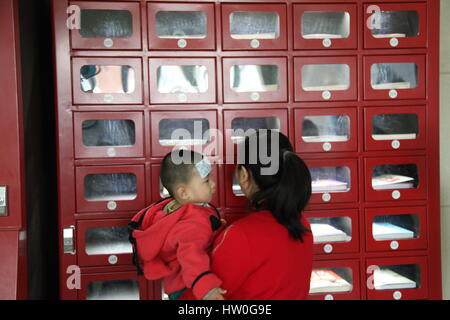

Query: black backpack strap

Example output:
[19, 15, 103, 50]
[128, 197, 171, 276]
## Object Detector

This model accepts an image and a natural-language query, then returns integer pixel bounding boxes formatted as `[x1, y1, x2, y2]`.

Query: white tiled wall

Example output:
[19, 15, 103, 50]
[440, 0, 450, 300]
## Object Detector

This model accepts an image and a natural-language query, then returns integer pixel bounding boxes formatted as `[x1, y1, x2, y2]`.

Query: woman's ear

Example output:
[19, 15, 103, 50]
[237, 166, 251, 196]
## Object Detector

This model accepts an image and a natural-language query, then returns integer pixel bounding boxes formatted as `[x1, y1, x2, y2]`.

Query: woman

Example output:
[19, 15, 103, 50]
[181, 130, 313, 300]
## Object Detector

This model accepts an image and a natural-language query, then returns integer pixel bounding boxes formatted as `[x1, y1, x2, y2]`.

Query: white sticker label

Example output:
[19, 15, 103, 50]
[196, 157, 212, 179]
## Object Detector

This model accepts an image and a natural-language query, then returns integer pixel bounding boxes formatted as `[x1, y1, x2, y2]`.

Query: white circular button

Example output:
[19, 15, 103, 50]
[177, 39, 187, 48]
[324, 294, 334, 300]
[104, 94, 114, 103]
[250, 92, 260, 101]
[390, 38, 399, 47]
[104, 38, 114, 48]
[393, 291, 402, 300]
[322, 90, 331, 100]
[391, 140, 400, 149]
[178, 93, 187, 102]
[390, 240, 399, 250]
[108, 255, 118, 265]
[322, 193, 331, 202]
[392, 190, 401, 199]
[323, 38, 332, 48]
[107, 201, 117, 211]
[107, 147, 117, 157]
[323, 142, 332, 151]
[389, 89, 398, 99]
[324, 244, 333, 253]
[251, 39, 260, 48]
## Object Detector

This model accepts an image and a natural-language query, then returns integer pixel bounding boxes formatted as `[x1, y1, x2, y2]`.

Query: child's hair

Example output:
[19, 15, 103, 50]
[238, 130, 312, 242]
[160, 149, 204, 197]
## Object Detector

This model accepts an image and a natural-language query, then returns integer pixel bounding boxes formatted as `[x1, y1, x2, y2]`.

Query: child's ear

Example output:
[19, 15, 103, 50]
[174, 185, 191, 201]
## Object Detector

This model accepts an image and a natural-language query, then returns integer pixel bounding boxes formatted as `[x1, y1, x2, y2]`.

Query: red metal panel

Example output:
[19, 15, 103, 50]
[364, 106, 426, 151]
[308, 259, 361, 300]
[364, 2, 427, 49]
[70, 1, 142, 50]
[77, 219, 133, 267]
[74, 111, 145, 159]
[294, 56, 357, 102]
[222, 57, 288, 103]
[363, 54, 426, 100]
[364, 156, 427, 202]
[365, 256, 428, 300]
[221, 4, 287, 51]
[365, 206, 427, 252]
[148, 58, 216, 104]
[294, 108, 357, 153]
[147, 2, 215, 51]
[305, 209, 359, 256]
[293, 4, 357, 50]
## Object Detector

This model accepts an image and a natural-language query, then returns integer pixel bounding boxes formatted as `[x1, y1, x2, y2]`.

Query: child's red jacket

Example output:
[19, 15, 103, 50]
[130, 198, 223, 299]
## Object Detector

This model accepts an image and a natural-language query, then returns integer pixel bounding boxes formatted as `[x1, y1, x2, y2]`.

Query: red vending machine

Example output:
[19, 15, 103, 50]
[51, 0, 442, 300]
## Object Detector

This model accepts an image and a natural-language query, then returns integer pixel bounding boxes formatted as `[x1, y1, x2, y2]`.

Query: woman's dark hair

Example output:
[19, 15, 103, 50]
[238, 130, 312, 241]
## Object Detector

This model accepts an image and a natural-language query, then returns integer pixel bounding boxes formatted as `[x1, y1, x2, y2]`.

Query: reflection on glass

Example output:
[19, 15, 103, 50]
[85, 226, 132, 255]
[373, 214, 419, 241]
[301, 12, 350, 39]
[302, 115, 350, 143]
[302, 64, 350, 91]
[232, 174, 243, 196]
[372, 164, 418, 190]
[156, 11, 207, 39]
[84, 173, 137, 201]
[370, 11, 419, 38]
[310, 268, 353, 294]
[310, 166, 351, 193]
[231, 117, 280, 143]
[157, 65, 208, 94]
[82, 120, 135, 147]
[80, 65, 135, 93]
[159, 118, 210, 147]
[160, 178, 170, 198]
[80, 9, 133, 38]
[373, 264, 419, 290]
[230, 65, 280, 92]
[87, 279, 140, 300]
[308, 217, 352, 243]
[230, 12, 280, 39]
[371, 63, 418, 90]
[372, 114, 418, 141]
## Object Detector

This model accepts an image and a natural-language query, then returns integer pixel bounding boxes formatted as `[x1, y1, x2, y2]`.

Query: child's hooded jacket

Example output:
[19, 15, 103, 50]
[129, 198, 223, 299]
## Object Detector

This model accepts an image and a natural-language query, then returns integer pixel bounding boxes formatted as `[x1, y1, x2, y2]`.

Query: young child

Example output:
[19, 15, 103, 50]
[129, 149, 226, 300]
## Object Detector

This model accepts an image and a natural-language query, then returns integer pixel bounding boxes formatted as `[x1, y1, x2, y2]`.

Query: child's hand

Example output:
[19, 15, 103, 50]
[203, 287, 227, 300]
[220, 218, 227, 226]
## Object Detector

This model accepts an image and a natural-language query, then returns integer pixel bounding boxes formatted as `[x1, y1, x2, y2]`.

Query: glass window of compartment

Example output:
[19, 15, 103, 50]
[369, 11, 419, 39]
[160, 178, 170, 198]
[231, 117, 281, 143]
[302, 115, 350, 143]
[301, 11, 350, 40]
[230, 65, 280, 93]
[230, 11, 280, 40]
[310, 267, 353, 294]
[232, 174, 244, 196]
[155, 11, 207, 39]
[302, 64, 350, 91]
[308, 217, 352, 243]
[87, 279, 140, 300]
[372, 164, 418, 191]
[79, 9, 133, 39]
[82, 120, 136, 147]
[372, 114, 418, 141]
[370, 63, 418, 90]
[310, 166, 351, 193]
[157, 65, 209, 94]
[84, 173, 137, 201]
[373, 264, 420, 290]
[158, 118, 210, 147]
[372, 214, 419, 241]
[80, 65, 135, 94]
[85, 226, 132, 255]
